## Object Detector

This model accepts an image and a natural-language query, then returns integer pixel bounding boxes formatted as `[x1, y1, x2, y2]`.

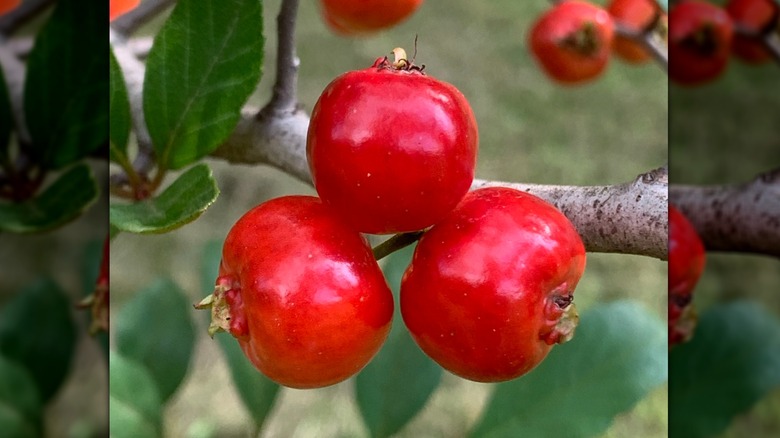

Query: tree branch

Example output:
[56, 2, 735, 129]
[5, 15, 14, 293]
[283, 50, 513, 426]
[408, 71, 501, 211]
[263, 0, 301, 115]
[0, 0, 55, 36]
[110, 0, 177, 38]
[0, 44, 30, 143]
[473, 167, 668, 260]
[670, 169, 780, 257]
[110, 30, 156, 178]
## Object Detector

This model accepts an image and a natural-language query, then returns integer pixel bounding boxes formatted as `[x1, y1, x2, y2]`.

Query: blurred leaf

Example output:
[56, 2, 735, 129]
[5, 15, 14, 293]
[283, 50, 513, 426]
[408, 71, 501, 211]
[0, 278, 76, 402]
[201, 240, 280, 429]
[356, 244, 442, 438]
[669, 301, 780, 438]
[23, 0, 107, 169]
[657, 0, 668, 12]
[110, 47, 131, 163]
[0, 356, 43, 436]
[143, 0, 264, 169]
[116, 278, 196, 402]
[110, 163, 219, 234]
[470, 301, 667, 438]
[0, 163, 99, 233]
[0, 65, 11, 160]
[109, 351, 163, 438]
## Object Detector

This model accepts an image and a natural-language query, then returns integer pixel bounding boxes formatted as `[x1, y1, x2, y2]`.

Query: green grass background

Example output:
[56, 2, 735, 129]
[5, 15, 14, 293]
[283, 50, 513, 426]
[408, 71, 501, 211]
[111, 0, 668, 436]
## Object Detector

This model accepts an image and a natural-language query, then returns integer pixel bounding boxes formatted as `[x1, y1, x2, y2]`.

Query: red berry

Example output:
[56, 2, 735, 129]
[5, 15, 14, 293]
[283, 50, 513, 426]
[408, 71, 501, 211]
[400, 187, 586, 382]
[110, 0, 140, 22]
[669, 0, 734, 86]
[307, 54, 479, 234]
[207, 196, 394, 388]
[0, 0, 20, 15]
[668, 205, 706, 346]
[607, 0, 662, 64]
[529, 0, 615, 84]
[725, 0, 779, 64]
[319, 0, 424, 35]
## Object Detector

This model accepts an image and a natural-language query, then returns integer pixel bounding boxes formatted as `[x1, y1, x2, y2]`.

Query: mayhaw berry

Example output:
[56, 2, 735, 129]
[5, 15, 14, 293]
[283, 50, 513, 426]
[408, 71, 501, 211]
[0, 0, 20, 15]
[668, 205, 706, 347]
[196, 196, 394, 389]
[318, 0, 424, 35]
[110, 0, 140, 22]
[607, 0, 665, 64]
[668, 0, 734, 86]
[725, 0, 780, 64]
[529, 0, 615, 84]
[307, 48, 478, 235]
[400, 187, 586, 382]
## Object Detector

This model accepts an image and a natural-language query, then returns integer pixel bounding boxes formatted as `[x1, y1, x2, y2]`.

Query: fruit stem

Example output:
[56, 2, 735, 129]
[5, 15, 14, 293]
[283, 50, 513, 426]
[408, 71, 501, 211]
[372, 230, 425, 261]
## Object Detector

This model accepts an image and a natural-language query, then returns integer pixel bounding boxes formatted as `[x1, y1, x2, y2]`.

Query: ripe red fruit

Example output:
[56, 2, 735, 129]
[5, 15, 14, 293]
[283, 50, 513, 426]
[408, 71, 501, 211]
[529, 0, 615, 84]
[110, 0, 140, 22]
[725, 0, 779, 64]
[607, 0, 662, 64]
[0, 0, 20, 15]
[400, 187, 586, 382]
[200, 196, 394, 388]
[668, 205, 706, 346]
[307, 52, 478, 234]
[319, 0, 424, 35]
[668, 0, 734, 86]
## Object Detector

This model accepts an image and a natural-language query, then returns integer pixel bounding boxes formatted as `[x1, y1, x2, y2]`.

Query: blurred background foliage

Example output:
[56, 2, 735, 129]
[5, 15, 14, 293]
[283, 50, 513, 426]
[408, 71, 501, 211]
[111, 0, 667, 436]
[669, 20, 780, 437]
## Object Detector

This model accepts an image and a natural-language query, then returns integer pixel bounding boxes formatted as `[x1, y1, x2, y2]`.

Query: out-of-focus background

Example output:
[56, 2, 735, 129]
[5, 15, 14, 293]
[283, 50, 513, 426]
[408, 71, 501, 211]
[111, 0, 668, 436]
[669, 5, 780, 433]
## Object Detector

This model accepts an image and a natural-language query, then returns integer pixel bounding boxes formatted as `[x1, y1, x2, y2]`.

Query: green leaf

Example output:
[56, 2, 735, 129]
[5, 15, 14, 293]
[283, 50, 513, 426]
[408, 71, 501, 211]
[0, 163, 99, 233]
[110, 47, 132, 164]
[201, 240, 280, 429]
[143, 0, 264, 170]
[23, 0, 107, 169]
[0, 278, 76, 402]
[110, 163, 219, 234]
[356, 244, 442, 438]
[0, 65, 12, 160]
[116, 278, 196, 402]
[470, 301, 667, 438]
[109, 351, 163, 438]
[0, 356, 43, 437]
[669, 301, 780, 438]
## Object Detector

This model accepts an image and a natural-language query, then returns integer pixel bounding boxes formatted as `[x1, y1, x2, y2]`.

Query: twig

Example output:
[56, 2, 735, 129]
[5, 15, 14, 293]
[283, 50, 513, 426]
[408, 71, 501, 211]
[0, 0, 55, 36]
[0, 44, 30, 143]
[261, 0, 301, 116]
[110, 0, 177, 37]
[670, 169, 780, 258]
[615, 21, 668, 71]
[473, 167, 669, 260]
[373, 231, 426, 260]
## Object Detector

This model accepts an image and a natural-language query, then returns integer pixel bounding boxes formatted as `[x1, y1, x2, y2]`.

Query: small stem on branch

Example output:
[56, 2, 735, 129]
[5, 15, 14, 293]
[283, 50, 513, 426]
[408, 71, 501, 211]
[372, 231, 426, 261]
[262, 0, 301, 116]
